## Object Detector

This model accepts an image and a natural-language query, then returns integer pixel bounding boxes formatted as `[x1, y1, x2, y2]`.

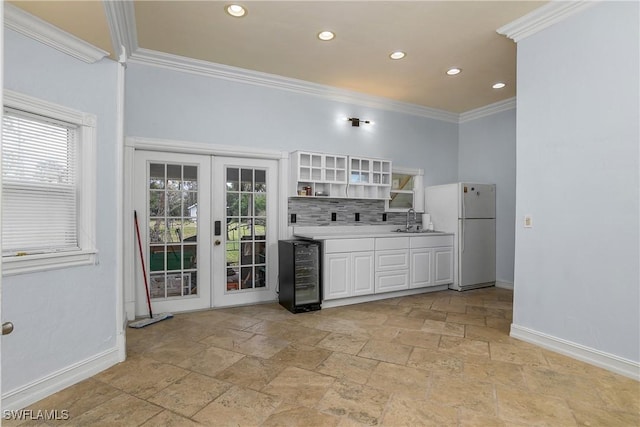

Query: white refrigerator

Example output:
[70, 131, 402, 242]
[425, 183, 496, 291]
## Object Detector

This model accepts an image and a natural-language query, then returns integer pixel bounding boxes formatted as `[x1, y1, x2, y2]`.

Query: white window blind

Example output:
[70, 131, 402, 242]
[2, 107, 79, 256]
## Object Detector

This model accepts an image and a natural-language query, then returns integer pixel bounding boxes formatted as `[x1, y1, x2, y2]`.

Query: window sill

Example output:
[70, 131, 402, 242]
[2, 250, 98, 276]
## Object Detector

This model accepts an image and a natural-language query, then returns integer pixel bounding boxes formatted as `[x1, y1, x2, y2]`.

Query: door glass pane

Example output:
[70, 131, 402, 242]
[148, 162, 199, 300]
[254, 194, 266, 216]
[255, 170, 266, 192]
[225, 166, 268, 292]
[226, 168, 239, 191]
[241, 169, 253, 191]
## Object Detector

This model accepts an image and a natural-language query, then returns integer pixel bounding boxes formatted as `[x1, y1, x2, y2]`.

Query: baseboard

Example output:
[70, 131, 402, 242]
[510, 324, 640, 381]
[322, 285, 449, 309]
[125, 301, 136, 321]
[2, 347, 121, 411]
[495, 280, 514, 290]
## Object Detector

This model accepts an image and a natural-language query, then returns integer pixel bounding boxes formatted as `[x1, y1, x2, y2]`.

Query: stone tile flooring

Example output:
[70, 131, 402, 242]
[8, 288, 640, 426]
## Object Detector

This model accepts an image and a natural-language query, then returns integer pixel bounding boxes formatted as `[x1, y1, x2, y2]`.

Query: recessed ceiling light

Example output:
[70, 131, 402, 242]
[225, 4, 246, 17]
[446, 68, 462, 76]
[389, 51, 406, 60]
[318, 31, 335, 41]
[492, 82, 506, 89]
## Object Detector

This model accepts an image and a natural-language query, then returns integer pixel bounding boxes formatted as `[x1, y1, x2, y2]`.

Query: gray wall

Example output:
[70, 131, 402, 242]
[2, 30, 120, 393]
[513, 2, 639, 362]
[125, 63, 459, 186]
[459, 109, 516, 285]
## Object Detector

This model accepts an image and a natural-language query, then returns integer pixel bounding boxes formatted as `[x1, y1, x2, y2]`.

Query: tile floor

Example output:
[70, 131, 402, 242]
[9, 287, 640, 426]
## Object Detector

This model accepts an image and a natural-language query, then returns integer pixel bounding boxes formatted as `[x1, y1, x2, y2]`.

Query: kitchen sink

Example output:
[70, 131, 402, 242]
[394, 228, 444, 234]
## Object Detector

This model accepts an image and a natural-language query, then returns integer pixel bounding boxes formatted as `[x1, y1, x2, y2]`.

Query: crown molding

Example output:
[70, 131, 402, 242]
[128, 48, 460, 123]
[497, 0, 598, 42]
[459, 97, 516, 123]
[103, 0, 138, 61]
[4, 3, 108, 63]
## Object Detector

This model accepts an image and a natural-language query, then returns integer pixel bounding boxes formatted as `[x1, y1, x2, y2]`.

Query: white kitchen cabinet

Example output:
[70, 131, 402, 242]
[323, 239, 374, 301]
[434, 247, 454, 285]
[347, 156, 392, 199]
[374, 237, 409, 293]
[324, 253, 350, 300]
[290, 151, 347, 198]
[410, 248, 433, 288]
[409, 235, 454, 288]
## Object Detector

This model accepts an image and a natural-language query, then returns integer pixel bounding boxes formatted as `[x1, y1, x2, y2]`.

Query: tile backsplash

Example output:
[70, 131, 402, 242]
[288, 197, 407, 226]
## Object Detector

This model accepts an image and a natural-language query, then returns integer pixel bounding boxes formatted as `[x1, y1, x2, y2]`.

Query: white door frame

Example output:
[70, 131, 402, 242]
[123, 137, 289, 320]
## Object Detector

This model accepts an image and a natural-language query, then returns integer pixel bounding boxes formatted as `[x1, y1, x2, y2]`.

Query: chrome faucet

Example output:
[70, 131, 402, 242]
[406, 208, 417, 231]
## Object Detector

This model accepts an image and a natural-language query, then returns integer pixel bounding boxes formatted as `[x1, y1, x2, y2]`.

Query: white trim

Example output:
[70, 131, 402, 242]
[103, 0, 138, 61]
[510, 324, 640, 381]
[458, 98, 516, 123]
[126, 136, 287, 160]
[2, 250, 97, 276]
[123, 146, 136, 321]
[495, 280, 514, 290]
[128, 48, 460, 124]
[2, 90, 98, 276]
[392, 166, 424, 176]
[4, 3, 108, 64]
[114, 58, 127, 362]
[1, 0, 4, 405]
[497, 0, 598, 43]
[1, 347, 120, 411]
[4, 90, 96, 127]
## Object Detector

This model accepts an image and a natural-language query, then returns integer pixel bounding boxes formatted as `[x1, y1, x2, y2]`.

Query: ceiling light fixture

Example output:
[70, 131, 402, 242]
[318, 31, 335, 41]
[225, 4, 247, 17]
[446, 68, 462, 76]
[348, 117, 371, 127]
[389, 51, 406, 60]
[492, 82, 506, 89]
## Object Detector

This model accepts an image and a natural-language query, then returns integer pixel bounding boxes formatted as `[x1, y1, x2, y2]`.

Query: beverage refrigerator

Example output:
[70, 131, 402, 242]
[278, 239, 322, 313]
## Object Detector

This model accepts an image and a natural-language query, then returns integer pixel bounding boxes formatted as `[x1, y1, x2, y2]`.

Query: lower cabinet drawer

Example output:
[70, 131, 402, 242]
[375, 270, 409, 293]
[375, 249, 409, 271]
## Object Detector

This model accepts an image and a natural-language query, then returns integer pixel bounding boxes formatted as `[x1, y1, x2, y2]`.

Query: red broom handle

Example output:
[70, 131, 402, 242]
[134, 211, 153, 318]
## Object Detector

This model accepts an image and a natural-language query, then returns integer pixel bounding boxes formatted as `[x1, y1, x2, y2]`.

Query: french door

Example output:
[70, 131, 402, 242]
[133, 151, 278, 315]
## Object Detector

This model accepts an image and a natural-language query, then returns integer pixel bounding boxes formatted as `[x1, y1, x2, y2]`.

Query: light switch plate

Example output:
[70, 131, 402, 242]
[524, 214, 533, 228]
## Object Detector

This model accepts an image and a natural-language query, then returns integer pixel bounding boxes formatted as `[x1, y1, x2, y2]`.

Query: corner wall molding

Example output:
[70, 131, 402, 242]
[459, 98, 516, 123]
[4, 3, 108, 63]
[1, 347, 120, 411]
[497, 0, 598, 42]
[510, 324, 640, 381]
[128, 48, 460, 123]
[103, 0, 138, 61]
[495, 280, 514, 290]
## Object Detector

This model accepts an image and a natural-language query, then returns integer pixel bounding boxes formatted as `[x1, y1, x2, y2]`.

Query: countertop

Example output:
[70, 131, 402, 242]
[292, 225, 453, 240]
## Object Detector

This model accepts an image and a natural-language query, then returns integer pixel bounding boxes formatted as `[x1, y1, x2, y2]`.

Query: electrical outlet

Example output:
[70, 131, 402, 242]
[331, 212, 337, 221]
[290, 213, 297, 224]
[355, 213, 360, 222]
[524, 214, 533, 228]
[382, 213, 387, 222]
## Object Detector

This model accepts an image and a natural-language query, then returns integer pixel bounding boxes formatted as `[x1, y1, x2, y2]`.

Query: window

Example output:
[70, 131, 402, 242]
[2, 90, 96, 275]
[386, 167, 424, 212]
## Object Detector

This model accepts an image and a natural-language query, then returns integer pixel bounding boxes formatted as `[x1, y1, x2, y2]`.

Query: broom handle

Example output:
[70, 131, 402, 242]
[134, 211, 153, 318]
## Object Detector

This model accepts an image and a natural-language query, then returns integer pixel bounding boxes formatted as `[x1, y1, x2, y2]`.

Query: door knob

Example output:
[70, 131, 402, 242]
[2, 322, 14, 335]
[214, 240, 221, 246]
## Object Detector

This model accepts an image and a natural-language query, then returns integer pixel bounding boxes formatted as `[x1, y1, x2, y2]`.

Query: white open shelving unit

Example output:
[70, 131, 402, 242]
[290, 151, 392, 200]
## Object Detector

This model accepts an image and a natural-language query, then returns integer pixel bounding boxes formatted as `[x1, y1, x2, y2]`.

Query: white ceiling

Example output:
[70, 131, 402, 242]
[8, 1, 547, 113]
